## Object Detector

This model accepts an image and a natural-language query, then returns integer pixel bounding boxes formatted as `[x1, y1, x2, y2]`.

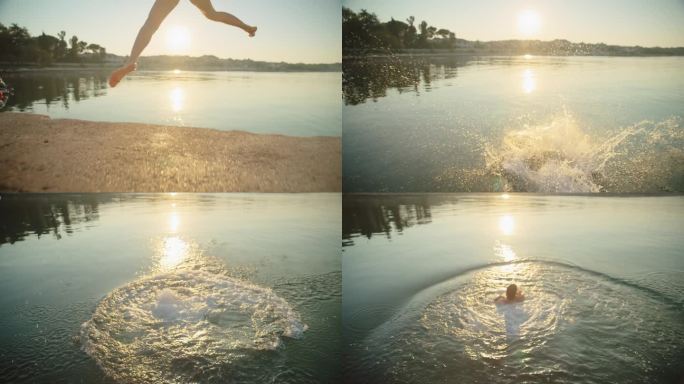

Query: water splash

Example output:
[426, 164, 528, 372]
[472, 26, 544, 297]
[484, 113, 684, 192]
[80, 244, 306, 383]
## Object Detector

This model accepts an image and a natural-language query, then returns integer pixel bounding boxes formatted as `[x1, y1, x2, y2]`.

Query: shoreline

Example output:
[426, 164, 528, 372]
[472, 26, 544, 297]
[0, 113, 341, 193]
[0, 66, 343, 74]
[342, 51, 684, 59]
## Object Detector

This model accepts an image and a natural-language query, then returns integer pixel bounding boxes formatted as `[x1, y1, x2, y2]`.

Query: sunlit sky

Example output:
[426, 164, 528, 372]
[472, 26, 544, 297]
[343, 0, 684, 47]
[0, 0, 341, 63]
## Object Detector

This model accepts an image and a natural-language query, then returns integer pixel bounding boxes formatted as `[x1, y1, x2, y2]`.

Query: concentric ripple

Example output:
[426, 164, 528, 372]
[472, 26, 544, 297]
[349, 261, 684, 384]
[420, 263, 567, 361]
[80, 249, 307, 383]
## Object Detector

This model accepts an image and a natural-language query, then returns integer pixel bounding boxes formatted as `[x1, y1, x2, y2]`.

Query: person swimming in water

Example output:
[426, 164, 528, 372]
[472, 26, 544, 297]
[109, 0, 257, 87]
[495, 284, 525, 304]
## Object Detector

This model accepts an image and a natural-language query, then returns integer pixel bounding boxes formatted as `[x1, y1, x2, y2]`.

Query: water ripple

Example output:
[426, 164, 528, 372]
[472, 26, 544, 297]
[348, 260, 684, 384]
[80, 254, 306, 383]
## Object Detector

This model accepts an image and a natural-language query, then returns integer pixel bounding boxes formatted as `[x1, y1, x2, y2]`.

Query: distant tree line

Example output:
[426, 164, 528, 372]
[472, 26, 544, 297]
[137, 55, 340, 72]
[343, 8, 456, 53]
[342, 8, 684, 57]
[0, 23, 107, 65]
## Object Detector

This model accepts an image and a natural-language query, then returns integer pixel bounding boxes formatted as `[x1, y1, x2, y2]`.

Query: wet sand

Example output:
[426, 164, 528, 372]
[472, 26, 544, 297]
[0, 113, 340, 192]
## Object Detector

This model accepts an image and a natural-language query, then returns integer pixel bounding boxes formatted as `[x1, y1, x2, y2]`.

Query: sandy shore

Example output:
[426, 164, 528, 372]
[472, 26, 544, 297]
[0, 113, 340, 192]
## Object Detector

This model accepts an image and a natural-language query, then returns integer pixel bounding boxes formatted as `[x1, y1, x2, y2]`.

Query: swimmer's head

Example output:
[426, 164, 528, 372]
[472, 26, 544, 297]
[506, 284, 517, 300]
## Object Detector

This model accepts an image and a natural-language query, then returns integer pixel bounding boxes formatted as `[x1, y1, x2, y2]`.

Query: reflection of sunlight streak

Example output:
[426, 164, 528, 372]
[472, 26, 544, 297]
[169, 212, 180, 233]
[501, 193, 511, 200]
[170, 87, 184, 112]
[499, 215, 515, 236]
[522, 69, 536, 94]
[173, 69, 181, 74]
[160, 236, 188, 269]
[495, 241, 517, 262]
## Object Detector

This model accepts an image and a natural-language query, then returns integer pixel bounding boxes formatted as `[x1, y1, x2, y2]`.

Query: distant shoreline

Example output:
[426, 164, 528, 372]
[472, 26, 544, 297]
[342, 48, 684, 59]
[0, 55, 342, 73]
[0, 66, 343, 73]
[0, 113, 341, 193]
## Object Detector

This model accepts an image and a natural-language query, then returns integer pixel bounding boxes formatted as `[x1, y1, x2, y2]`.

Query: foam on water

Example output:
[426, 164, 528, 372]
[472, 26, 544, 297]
[482, 114, 684, 193]
[349, 260, 684, 384]
[80, 248, 307, 383]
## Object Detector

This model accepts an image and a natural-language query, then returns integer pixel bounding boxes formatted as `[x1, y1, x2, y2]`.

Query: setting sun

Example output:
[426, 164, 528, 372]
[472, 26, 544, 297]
[517, 10, 541, 37]
[166, 26, 191, 53]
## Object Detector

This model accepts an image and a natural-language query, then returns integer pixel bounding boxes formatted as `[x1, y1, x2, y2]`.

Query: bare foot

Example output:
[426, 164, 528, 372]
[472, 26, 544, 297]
[108, 63, 137, 88]
[246, 26, 257, 37]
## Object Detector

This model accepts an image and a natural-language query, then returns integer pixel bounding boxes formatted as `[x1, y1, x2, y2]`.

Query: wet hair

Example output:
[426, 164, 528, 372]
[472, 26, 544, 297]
[506, 284, 517, 300]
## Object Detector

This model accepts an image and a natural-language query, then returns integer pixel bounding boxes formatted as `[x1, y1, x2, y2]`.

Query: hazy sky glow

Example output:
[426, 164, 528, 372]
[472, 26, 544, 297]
[343, 0, 684, 47]
[0, 0, 341, 63]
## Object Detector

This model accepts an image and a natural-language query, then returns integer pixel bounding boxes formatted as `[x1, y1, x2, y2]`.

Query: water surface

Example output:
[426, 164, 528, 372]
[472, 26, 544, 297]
[343, 56, 684, 192]
[0, 70, 341, 137]
[343, 194, 684, 383]
[0, 193, 341, 383]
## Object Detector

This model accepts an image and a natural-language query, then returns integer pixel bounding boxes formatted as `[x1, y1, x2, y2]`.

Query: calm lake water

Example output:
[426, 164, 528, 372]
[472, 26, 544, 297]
[0, 193, 341, 383]
[0, 70, 341, 137]
[343, 194, 684, 383]
[343, 56, 684, 192]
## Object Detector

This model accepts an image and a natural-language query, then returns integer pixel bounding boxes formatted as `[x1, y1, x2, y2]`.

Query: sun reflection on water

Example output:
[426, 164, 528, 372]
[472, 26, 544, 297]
[159, 236, 188, 270]
[169, 212, 180, 233]
[170, 87, 184, 112]
[522, 69, 536, 94]
[499, 215, 515, 236]
[494, 241, 517, 262]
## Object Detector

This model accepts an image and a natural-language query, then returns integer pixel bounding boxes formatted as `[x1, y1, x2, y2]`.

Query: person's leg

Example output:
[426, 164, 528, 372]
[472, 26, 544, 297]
[190, 0, 257, 37]
[109, 0, 180, 87]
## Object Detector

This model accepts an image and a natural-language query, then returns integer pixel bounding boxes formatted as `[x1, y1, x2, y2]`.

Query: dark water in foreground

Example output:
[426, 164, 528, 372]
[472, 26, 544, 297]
[0, 70, 341, 137]
[343, 194, 684, 383]
[0, 193, 341, 383]
[343, 56, 684, 192]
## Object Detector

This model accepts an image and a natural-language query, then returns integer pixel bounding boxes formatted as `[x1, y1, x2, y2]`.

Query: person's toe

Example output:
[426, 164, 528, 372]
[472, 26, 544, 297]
[108, 64, 135, 88]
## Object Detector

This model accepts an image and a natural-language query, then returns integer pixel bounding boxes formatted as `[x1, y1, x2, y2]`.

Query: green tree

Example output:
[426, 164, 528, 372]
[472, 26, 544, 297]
[405, 16, 417, 47]
[418, 20, 429, 47]
[86, 43, 101, 55]
[342, 8, 460, 53]
[427, 26, 437, 39]
[384, 18, 408, 49]
[343, 7, 382, 52]
[7, 24, 32, 60]
[56, 30, 67, 60]
[78, 40, 88, 55]
[69, 35, 79, 60]
[0, 24, 107, 64]
[35, 32, 60, 65]
[98, 47, 107, 61]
